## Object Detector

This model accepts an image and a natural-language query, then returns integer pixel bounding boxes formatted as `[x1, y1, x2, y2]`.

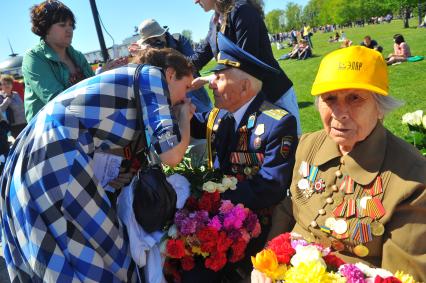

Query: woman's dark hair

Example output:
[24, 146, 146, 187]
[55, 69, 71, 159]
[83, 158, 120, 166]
[31, 0, 75, 38]
[133, 48, 193, 79]
[393, 34, 405, 45]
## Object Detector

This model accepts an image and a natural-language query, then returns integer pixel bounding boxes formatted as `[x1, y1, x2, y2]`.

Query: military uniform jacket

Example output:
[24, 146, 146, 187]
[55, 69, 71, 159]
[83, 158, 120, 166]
[191, 92, 298, 210]
[269, 123, 426, 281]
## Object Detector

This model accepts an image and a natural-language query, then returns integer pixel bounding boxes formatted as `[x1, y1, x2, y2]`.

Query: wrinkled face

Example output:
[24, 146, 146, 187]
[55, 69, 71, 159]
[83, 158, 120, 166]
[318, 89, 382, 153]
[194, 0, 216, 12]
[45, 19, 74, 48]
[166, 69, 193, 106]
[209, 69, 243, 112]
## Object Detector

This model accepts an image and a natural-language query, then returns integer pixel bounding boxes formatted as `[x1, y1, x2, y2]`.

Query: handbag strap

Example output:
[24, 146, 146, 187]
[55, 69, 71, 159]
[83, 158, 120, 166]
[131, 64, 150, 166]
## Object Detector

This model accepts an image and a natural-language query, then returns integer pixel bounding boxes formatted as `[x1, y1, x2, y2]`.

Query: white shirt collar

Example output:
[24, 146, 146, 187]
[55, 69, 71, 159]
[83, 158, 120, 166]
[231, 96, 256, 131]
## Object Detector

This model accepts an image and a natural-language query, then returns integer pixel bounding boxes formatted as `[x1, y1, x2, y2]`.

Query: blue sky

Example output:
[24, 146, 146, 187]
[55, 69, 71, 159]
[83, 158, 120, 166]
[0, 0, 308, 60]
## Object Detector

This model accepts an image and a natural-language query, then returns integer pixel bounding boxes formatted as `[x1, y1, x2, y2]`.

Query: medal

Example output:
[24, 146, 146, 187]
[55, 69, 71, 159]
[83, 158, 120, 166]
[247, 114, 256, 129]
[320, 226, 331, 234]
[254, 123, 264, 135]
[231, 165, 239, 173]
[298, 179, 310, 190]
[370, 221, 385, 236]
[325, 217, 337, 230]
[333, 219, 348, 235]
[243, 167, 252, 176]
[299, 161, 310, 178]
[314, 178, 326, 192]
[332, 231, 349, 239]
[253, 137, 262, 149]
[360, 196, 372, 209]
[353, 244, 369, 257]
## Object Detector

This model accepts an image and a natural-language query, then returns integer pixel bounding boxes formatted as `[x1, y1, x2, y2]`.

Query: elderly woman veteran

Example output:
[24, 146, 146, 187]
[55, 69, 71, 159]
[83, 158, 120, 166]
[265, 46, 426, 281]
[0, 48, 195, 282]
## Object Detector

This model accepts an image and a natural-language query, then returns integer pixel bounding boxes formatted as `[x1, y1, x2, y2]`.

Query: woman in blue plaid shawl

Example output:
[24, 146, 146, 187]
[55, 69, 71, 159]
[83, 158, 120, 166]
[0, 48, 196, 282]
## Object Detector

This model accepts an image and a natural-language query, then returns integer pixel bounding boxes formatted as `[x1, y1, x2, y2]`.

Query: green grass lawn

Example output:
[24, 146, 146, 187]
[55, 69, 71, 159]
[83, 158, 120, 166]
[202, 19, 426, 138]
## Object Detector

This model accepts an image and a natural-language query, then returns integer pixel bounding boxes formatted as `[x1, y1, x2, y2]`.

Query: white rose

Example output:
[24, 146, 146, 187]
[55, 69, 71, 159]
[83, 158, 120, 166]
[216, 184, 228, 193]
[412, 110, 423, 126]
[222, 176, 237, 190]
[402, 112, 414, 125]
[423, 115, 426, 129]
[167, 224, 178, 239]
[202, 181, 217, 193]
[290, 245, 326, 268]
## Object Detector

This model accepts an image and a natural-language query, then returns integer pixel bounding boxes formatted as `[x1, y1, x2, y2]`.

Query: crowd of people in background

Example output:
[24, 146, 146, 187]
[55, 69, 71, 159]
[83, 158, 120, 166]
[0, 1, 425, 283]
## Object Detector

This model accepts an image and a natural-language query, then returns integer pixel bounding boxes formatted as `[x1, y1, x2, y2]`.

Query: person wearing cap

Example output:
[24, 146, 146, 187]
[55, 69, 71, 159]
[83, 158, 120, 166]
[251, 46, 426, 282]
[0, 48, 196, 282]
[187, 32, 298, 282]
[191, 0, 302, 136]
[129, 18, 212, 113]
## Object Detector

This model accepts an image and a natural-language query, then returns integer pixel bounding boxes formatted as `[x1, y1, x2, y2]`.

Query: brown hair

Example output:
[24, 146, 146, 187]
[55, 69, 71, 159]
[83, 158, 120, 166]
[30, 0, 75, 38]
[132, 48, 193, 79]
[0, 75, 14, 84]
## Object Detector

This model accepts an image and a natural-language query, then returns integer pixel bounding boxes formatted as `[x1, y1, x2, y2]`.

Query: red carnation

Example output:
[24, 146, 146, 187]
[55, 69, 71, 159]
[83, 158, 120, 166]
[374, 276, 402, 283]
[181, 256, 195, 271]
[198, 192, 221, 214]
[205, 252, 227, 271]
[197, 227, 219, 253]
[267, 233, 295, 264]
[216, 231, 233, 252]
[229, 238, 247, 263]
[185, 196, 199, 211]
[166, 239, 186, 259]
[324, 254, 346, 269]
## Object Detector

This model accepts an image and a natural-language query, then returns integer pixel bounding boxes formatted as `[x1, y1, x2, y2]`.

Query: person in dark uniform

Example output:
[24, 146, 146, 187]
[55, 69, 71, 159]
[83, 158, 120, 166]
[129, 18, 212, 113]
[191, 0, 301, 136]
[186, 32, 298, 282]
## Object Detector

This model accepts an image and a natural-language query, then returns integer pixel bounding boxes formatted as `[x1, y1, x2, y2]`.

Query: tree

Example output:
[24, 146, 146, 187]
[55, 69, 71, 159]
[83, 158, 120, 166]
[384, 0, 420, 27]
[181, 30, 193, 42]
[285, 2, 303, 30]
[265, 9, 285, 33]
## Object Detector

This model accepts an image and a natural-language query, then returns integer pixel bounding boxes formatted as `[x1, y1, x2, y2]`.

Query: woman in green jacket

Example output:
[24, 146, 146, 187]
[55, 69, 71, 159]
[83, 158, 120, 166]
[23, 0, 94, 121]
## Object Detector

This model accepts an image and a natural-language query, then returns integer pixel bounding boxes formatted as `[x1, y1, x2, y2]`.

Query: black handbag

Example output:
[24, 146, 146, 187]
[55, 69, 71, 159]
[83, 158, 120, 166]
[131, 64, 177, 233]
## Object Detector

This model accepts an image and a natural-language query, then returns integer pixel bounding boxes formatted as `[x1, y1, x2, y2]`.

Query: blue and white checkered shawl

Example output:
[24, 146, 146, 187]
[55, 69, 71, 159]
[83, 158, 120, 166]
[0, 64, 180, 282]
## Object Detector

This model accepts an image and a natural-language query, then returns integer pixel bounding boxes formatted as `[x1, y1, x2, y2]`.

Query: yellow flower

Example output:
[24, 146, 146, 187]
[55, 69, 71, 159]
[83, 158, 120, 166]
[251, 249, 287, 280]
[284, 261, 346, 283]
[395, 271, 416, 283]
[191, 246, 209, 258]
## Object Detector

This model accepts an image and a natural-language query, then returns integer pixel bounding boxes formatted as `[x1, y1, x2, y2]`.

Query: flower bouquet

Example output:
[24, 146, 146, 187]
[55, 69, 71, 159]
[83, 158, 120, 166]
[163, 186, 261, 281]
[401, 110, 426, 155]
[252, 232, 417, 283]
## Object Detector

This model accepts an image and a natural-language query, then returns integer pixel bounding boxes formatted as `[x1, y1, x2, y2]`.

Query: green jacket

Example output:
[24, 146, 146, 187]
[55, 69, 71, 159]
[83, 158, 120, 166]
[22, 40, 94, 121]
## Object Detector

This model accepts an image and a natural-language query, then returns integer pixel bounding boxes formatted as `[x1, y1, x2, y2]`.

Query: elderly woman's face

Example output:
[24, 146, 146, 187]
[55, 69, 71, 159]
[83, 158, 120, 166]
[318, 89, 381, 154]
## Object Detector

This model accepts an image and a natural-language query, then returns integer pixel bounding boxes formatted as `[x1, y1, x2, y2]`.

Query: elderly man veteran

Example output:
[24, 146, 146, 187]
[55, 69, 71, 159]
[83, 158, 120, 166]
[189, 33, 298, 282]
[251, 46, 426, 282]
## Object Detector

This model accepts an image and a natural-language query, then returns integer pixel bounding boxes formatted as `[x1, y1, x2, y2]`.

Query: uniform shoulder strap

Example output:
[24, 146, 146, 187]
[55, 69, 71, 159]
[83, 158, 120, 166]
[206, 107, 220, 169]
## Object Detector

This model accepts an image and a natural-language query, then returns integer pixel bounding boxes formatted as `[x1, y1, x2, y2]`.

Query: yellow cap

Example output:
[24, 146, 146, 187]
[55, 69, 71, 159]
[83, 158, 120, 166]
[311, 46, 388, 96]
